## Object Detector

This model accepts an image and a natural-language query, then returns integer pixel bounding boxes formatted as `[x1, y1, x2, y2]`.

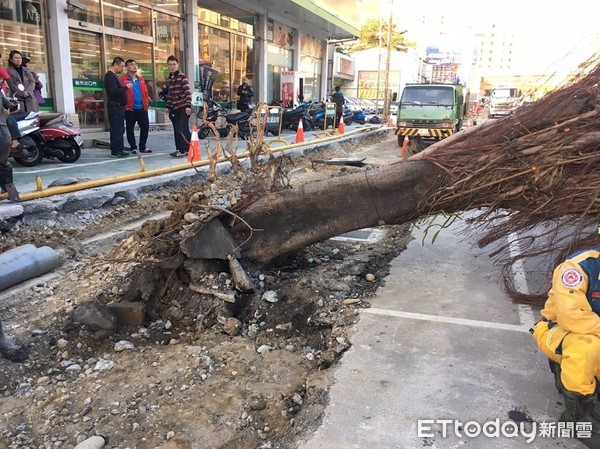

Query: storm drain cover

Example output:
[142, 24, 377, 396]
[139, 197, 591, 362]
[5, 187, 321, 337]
[330, 228, 383, 243]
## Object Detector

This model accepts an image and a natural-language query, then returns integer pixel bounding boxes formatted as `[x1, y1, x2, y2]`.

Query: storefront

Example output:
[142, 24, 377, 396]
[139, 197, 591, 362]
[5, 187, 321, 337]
[299, 33, 324, 102]
[198, 7, 254, 104]
[0, 0, 50, 107]
[67, 0, 182, 128]
[266, 19, 293, 103]
[4, 0, 359, 131]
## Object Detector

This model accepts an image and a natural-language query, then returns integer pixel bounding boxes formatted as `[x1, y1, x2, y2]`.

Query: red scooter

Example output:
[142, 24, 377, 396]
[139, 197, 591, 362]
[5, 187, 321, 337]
[24, 113, 83, 166]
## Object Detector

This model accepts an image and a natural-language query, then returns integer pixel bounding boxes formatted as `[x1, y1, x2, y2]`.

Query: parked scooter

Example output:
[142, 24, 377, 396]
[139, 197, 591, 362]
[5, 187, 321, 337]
[270, 100, 315, 132]
[9, 84, 83, 167]
[342, 105, 354, 126]
[352, 109, 366, 125]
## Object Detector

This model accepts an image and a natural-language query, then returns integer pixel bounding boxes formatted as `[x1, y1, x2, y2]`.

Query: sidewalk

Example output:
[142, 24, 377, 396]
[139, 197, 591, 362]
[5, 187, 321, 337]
[298, 217, 584, 449]
[12, 121, 376, 194]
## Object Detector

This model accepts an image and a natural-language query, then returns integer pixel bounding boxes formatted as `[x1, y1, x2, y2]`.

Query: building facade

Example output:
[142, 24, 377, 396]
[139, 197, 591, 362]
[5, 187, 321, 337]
[0, 0, 359, 129]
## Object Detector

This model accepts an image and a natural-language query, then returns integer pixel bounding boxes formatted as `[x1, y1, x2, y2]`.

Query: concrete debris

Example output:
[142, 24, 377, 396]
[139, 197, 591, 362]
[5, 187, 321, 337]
[73, 302, 118, 330]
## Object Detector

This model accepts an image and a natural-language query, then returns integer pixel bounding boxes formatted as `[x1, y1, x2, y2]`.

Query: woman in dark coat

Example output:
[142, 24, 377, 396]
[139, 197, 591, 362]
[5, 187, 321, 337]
[6, 50, 38, 113]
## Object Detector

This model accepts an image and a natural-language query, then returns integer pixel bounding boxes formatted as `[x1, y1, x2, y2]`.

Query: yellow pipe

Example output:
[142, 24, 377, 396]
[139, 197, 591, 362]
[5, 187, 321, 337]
[2, 125, 380, 202]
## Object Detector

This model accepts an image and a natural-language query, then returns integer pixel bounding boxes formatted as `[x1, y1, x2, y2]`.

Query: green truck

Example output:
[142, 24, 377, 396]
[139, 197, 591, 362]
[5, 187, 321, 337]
[395, 83, 468, 148]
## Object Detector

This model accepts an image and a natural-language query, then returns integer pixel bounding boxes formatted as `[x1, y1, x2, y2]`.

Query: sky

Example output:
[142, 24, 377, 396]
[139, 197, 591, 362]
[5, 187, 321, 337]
[362, 0, 600, 75]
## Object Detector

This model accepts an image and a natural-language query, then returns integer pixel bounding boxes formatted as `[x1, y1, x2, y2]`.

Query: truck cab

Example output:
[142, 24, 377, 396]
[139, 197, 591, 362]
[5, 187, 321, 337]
[488, 86, 521, 118]
[395, 83, 468, 147]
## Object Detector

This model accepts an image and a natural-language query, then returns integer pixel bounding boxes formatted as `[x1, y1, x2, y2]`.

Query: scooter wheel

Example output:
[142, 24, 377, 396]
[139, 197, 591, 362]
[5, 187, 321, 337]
[57, 142, 81, 163]
[198, 126, 210, 139]
[13, 145, 44, 167]
[344, 118, 352, 126]
[357, 119, 366, 125]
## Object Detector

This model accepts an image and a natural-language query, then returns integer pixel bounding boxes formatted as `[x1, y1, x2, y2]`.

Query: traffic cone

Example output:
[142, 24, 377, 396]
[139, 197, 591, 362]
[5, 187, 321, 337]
[387, 116, 394, 127]
[187, 125, 201, 162]
[337, 119, 344, 134]
[400, 135, 409, 159]
[295, 119, 305, 143]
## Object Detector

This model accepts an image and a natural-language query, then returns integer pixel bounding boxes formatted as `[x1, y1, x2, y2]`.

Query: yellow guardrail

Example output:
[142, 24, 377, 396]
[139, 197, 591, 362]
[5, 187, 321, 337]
[2, 125, 382, 202]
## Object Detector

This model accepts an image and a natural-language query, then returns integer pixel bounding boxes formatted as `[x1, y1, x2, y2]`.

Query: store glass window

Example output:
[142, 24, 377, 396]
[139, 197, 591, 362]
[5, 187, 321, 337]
[300, 56, 322, 102]
[0, 8, 50, 107]
[67, 0, 101, 25]
[231, 34, 253, 100]
[70, 30, 103, 128]
[199, 25, 230, 102]
[267, 44, 292, 103]
[104, 1, 151, 36]
[198, 8, 253, 35]
[154, 11, 181, 93]
[105, 35, 154, 90]
[148, 0, 179, 13]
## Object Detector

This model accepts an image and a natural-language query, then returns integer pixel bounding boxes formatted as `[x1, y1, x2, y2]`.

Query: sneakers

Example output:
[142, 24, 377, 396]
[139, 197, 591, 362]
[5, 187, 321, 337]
[139, 148, 153, 154]
[170, 150, 188, 158]
[110, 151, 129, 158]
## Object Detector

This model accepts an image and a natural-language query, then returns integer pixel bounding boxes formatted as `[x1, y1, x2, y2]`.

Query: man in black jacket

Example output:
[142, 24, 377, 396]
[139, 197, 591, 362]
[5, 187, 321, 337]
[104, 57, 131, 158]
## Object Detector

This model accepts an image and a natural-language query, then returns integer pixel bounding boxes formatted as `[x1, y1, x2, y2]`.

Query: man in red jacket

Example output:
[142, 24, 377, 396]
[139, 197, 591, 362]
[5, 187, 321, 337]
[120, 59, 151, 153]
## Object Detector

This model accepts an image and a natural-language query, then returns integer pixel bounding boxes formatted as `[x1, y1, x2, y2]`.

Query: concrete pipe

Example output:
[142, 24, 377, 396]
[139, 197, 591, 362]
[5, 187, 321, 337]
[0, 245, 59, 292]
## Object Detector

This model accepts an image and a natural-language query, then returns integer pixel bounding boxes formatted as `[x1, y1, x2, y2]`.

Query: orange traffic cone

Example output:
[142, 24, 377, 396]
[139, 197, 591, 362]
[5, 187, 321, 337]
[187, 125, 201, 162]
[400, 135, 409, 159]
[295, 119, 305, 143]
[337, 119, 344, 134]
[387, 116, 394, 127]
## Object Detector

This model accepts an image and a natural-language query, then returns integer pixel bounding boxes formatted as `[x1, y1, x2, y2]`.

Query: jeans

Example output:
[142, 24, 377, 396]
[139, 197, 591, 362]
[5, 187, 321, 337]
[169, 107, 191, 153]
[107, 102, 125, 152]
[6, 116, 20, 140]
[125, 109, 149, 150]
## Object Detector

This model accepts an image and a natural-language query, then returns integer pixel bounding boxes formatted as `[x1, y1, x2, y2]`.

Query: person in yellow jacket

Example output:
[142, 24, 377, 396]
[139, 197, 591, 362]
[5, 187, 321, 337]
[533, 247, 600, 447]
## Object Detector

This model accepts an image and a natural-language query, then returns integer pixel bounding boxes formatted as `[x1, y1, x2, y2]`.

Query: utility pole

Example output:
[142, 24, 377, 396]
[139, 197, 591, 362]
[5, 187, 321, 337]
[374, 7, 384, 112]
[382, 8, 393, 123]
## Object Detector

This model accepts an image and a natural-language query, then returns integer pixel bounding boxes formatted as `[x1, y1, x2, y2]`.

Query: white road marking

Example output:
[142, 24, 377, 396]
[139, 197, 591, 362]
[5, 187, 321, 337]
[363, 308, 530, 333]
[508, 232, 537, 329]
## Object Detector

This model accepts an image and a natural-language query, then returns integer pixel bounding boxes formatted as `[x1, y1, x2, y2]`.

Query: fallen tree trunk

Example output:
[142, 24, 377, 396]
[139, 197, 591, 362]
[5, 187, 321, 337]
[224, 160, 439, 265]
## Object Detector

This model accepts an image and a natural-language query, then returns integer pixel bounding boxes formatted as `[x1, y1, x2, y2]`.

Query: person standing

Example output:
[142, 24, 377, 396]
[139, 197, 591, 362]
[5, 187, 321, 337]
[0, 89, 19, 202]
[104, 57, 131, 158]
[164, 55, 192, 158]
[6, 50, 38, 114]
[120, 59, 151, 154]
[331, 85, 345, 128]
[21, 56, 44, 106]
[236, 78, 253, 112]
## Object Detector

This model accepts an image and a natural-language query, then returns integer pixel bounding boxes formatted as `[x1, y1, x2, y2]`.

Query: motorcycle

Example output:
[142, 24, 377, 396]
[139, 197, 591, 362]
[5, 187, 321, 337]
[352, 109, 367, 125]
[12, 112, 83, 167]
[270, 100, 315, 132]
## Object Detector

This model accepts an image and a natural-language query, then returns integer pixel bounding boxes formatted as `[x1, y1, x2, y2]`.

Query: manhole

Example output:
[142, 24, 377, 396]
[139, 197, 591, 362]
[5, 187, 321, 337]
[330, 228, 383, 243]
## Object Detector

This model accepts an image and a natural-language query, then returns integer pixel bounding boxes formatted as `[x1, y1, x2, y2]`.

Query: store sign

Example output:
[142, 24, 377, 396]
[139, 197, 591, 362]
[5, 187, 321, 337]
[201, 34, 210, 62]
[334, 54, 355, 80]
[272, 21, 294, 50]
[73, 79, 103, 90]
[267, 19, 274, 43]
[22, 1, 41, 26]
[357, 71, 400, 99]
[191, 91, 203, 107]
[280, 71, 296, 106]
[300, 33, 323, 58]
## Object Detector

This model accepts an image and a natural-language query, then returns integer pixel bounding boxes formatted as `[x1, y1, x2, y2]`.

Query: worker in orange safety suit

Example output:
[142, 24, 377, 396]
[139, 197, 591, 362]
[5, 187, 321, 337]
[533, 246, 600, 448]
